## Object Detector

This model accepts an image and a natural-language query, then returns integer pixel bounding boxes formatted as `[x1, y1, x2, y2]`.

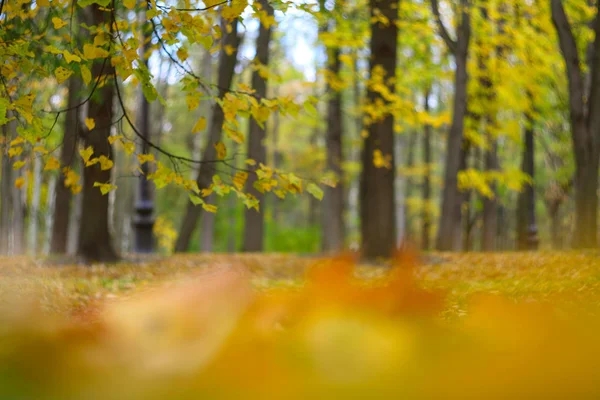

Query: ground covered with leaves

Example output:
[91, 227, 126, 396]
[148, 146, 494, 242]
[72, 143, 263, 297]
[1, 251, 600, 398]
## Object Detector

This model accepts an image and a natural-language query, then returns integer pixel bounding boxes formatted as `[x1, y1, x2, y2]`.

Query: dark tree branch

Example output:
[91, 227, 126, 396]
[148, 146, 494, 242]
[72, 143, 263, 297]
[585, 3, 600, 155]
[551, 0, 586, 126]
[155, 0, 228, 12]
[431, 0, 457, 54]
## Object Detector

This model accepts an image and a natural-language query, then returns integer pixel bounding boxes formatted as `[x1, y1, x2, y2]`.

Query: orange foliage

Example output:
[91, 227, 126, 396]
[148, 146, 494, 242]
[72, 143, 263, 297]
[1, 251, 600, 399]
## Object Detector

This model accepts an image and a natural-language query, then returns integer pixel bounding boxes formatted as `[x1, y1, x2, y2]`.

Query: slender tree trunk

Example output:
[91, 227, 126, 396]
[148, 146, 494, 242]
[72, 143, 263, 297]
[270, 100, 282, 225]
[481, 141, 498, 251]
[422, 88, 432, 251]
[43, 176, 56, 255]
[516, 111, 538, 250]
[11, 162, 25, 254]
[322, 46, 345, 252]
[403, 130, 417, 241]
[552, 0, 600, 248]
[548, 199, 562, 249]
[132, 15, 156, 253]
[460, 141, 472, 251]
[243, 0, 274, 252]
[360, 0, 399, 260]
[175, 19, 242, 252]
[28, 156, 42, 254]
[51, 59, 81, 253]
[0, 115, 14, 255]
[77, 5, 118, 262]
[433, 0, 471, 251]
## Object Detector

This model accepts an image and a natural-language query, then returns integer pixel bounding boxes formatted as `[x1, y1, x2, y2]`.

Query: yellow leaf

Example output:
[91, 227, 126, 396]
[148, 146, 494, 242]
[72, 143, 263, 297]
[122, 142, 135, 155]
[12, 160, 26, 170]
[177, 47, 189, 62]
[83, 44, 109, 60]
[186, 94, 200, 111]
[192, 117, 207, 133]
[80, 65, 92, 85]
[37, 0, 49, 6]
[15, 177, 25, 189]
[123, 0, 136, 9]
[137, 153, 155, 164]
[63, 50, 81, 64]
[55, 66, 73, 84]
[373, 149, 392, 169]
[245, 159, 256, 166]
[33, 146, 48, 154]
[202, 203, 217, 213]
[233, 171, 248, 190]
[8, 147, 23, 158]
[108, 135, 123, 144]
[71, 184, 82, 194]
[85, 118, 95, 131]
[86, 157, 99, 167]
[10, 137, 24, 146]
[224, 45, 235, 56]
[93, 182, 117, 195]
[98, 155, 113, 170]
[52, 17, 67, 29]
[44, 157, 61, 171]
[214, 141, 226, 160]
[79, 146, 94, 164]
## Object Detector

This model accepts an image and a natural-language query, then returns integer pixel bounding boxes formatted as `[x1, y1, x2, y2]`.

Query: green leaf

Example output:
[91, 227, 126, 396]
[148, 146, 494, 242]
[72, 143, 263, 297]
[188, 193, 204, 206]
[307, 183, 324, 201]
[0, 98, 8, 126]
[77, 0, 111, 7]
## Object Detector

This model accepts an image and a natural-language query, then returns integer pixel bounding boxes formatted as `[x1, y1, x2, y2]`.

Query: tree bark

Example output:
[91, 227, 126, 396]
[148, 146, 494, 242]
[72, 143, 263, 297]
[481, 141, 498, 251]
[322, 45, 345, 252]
[421, 88, 432, 251]
[516, 111, 538, 250]
[404, 130, 417, 241]
[11, 160, 25, 254]
[77, 5, 118, 262]
[552, 0, 600, 248]
[433, 0, 471, 251]
[175, 19, 242, 252]
[243, 0, 274, 252]
[0, 114, 14, 255]
[28, 155, 42, 254]
[51, 76, 80, 254]
[43, 175, 56, 255]
[360, 0, 399, 260]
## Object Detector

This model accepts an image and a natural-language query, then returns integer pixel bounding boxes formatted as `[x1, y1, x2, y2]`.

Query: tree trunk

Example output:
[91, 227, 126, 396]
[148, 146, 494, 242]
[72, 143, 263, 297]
[360, 0, 398, 260]
[200, 196, 215, 252]
[552, 0, 600, 248]
[132, 15, 156, 253]
[322, 46, 345, 252]
[421, 88, 432, 251]
[51, 57, 81, 253]
[0, 115, 14, 255]
[175, 19, 242, 252]
[481, 141, 498, 251]
[516, 111, 538, 250]
[243, 0, 274, 252]
[433, 0, 471, 251]
[28, 156, 42, 254]
[403, 130, 417, 241]
[43, 176, 56, 255]
[77, 5, 118, 262]
[11, 162, 25, 254]
[460, 141, 472, 251]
